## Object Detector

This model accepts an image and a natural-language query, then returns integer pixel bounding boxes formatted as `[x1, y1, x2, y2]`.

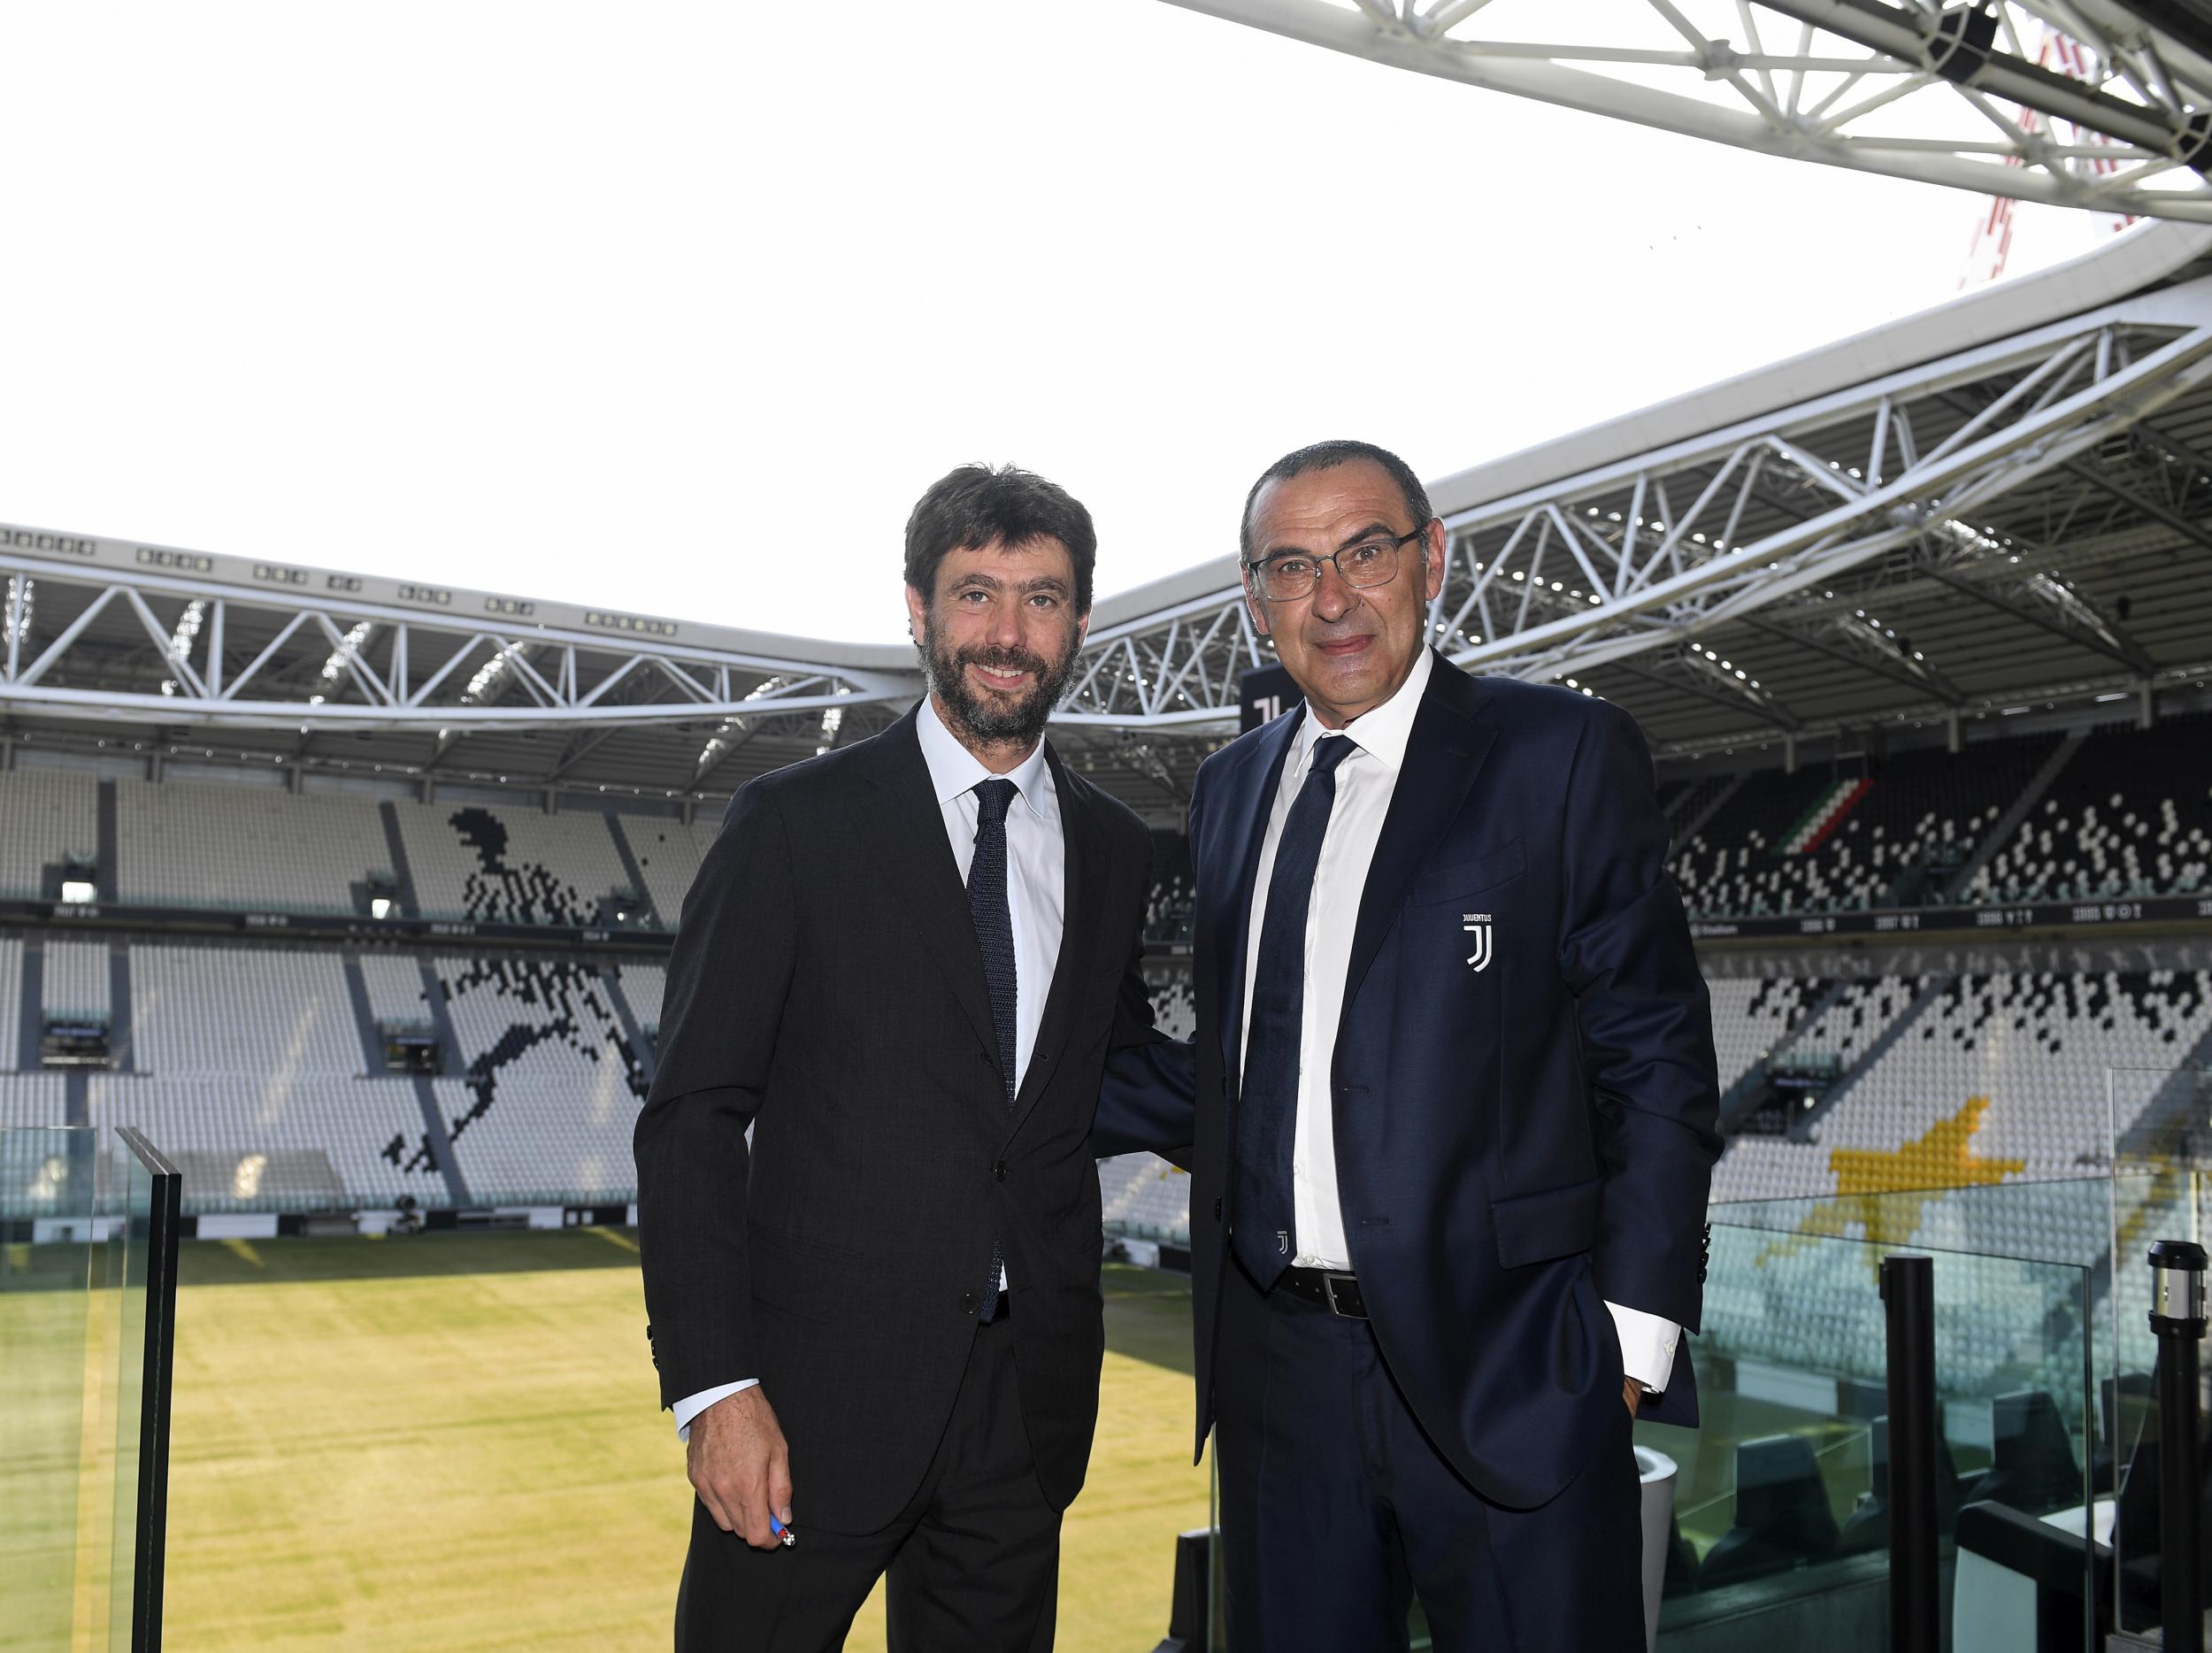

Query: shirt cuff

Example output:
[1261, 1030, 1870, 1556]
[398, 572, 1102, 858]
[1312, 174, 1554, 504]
[672, 1379, 758, 1442]
[1605, 1301, 1680, 1395]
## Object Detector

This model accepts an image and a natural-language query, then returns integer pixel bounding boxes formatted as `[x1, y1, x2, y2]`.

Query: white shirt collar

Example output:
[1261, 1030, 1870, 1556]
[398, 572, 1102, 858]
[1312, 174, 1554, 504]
[1291, 645, 1434, 776]
[915, 695, 1054, 819]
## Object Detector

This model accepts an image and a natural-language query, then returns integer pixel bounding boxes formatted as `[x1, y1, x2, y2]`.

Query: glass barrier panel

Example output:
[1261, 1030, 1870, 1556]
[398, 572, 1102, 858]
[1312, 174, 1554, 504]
[106, 1137, 153, 1652]
[1200, 1222, 2093, 1650]
[1718, 1175, 2120, 1473]
[2108, 1065, 2212, 1639]
[0, 1125, 100, 1653]
[1651, 1221, 2093, 1645]
[108, 1126, 180, 1653]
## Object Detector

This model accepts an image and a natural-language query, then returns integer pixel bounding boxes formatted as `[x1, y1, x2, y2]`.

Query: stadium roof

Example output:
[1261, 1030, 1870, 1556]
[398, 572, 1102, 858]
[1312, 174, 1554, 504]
[6, 219, 2212, 811]
[1163, 1, 2212, 225]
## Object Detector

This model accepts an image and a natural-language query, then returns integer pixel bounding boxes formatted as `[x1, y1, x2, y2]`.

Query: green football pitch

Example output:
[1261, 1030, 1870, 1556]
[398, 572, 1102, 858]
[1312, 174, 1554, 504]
[153, 1233, 1208, 1652]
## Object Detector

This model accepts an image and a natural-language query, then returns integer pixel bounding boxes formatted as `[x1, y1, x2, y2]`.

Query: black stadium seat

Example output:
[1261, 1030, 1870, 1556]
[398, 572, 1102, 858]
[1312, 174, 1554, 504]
[1696, 1434, 1840, 1588]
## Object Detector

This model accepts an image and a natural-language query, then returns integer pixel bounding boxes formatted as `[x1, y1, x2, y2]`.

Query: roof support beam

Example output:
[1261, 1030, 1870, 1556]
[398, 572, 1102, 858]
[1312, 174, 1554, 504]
[1601, 655, 1802, 731]
[1740, 612, 1968, 706]
[1924, 566, 2159, 675]
[538, 727, 622, 785]
[1161, 0, 2212, 220]
[2059, 455, 2212, 557]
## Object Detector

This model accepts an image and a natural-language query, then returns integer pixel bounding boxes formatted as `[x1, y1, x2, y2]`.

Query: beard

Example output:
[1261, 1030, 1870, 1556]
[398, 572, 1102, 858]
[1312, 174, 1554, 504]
[919, 611, 1083, 751]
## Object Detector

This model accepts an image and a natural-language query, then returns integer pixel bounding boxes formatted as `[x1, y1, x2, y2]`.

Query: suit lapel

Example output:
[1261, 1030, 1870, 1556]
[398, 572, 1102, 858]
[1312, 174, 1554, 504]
[1210, 710, 1302, 1095]
[1340, 655, 1495, 1016]
[849, 708, 1002, 1070]
[1006, 744, 1101, 1137]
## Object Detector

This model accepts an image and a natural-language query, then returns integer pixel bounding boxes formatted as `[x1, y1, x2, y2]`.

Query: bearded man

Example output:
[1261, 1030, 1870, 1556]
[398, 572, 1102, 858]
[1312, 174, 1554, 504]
[634, 463, 1171, 1652]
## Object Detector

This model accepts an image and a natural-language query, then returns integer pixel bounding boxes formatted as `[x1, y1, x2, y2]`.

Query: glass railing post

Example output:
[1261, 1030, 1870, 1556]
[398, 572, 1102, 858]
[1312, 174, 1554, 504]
[1880, 1253, 1939, 1653]
[2149, 1239, 2208, 1653]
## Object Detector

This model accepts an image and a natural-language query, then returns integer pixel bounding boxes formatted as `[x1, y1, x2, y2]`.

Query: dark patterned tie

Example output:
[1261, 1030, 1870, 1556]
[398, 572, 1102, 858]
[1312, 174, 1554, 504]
[968, 778, 1018, 1322]
[1232, 734, 1356, 1293]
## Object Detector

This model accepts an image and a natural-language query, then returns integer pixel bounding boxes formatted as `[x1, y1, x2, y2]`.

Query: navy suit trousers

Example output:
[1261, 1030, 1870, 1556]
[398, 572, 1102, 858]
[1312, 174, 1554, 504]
[1213, 1258, 1647, 1653]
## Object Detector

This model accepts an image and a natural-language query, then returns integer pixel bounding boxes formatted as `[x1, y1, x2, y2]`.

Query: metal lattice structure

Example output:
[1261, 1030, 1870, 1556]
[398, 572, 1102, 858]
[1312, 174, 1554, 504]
[0, 534, 920, 796]
[6, 230, 2212, 806]
[1062, 229, 2212, 773]
[1164, 0, 2212, 222]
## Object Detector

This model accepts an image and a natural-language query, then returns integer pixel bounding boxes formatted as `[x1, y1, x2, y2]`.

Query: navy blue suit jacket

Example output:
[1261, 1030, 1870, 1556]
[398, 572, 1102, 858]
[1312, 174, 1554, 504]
[1096, 650, 1721, 1510]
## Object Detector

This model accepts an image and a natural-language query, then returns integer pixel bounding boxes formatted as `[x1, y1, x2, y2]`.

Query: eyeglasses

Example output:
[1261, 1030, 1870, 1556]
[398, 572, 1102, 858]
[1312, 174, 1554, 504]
[1244, 527, 1425, 603]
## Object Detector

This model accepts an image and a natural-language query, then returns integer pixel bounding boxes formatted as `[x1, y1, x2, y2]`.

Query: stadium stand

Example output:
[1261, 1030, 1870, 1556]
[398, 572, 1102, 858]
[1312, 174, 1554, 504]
[611, 960, 667, 1034]
[1145, 830, 1194, 947]
[1785, 974, 1926, 1068]
[0, 765, 97, 900]
[1099, 1149, 1193, 1239]
[1668, 734, 2063, 918]
[0, 1072, 67, 1127]
[0, 937, 19, 1070]
[1667, 766, 1835, 917]
[132, 945, 362, 1077]
[621, 817, 718, 927]
[41, 941, 110, 1022]
[1144, 965, 1194, 1042]
[1708, 973, 1832, 1091]
[357, 951, 432, 1027]
[89, 1072, 442, 1211]
[0, 742, 2200, 1263]
[113, 776, 395, 914]
[14, 917, 2199, 1230]
[1816, 970, 2212, 1183]
[432, 954, 647, 1206]
[1965, 712, 2212, 903]
[1660, 773, 1732, 827]
[393, 798, 640, 926]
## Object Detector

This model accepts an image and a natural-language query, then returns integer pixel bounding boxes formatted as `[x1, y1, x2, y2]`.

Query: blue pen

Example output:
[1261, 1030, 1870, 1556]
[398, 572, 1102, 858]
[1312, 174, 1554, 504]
[770, 1517, 795, 1548]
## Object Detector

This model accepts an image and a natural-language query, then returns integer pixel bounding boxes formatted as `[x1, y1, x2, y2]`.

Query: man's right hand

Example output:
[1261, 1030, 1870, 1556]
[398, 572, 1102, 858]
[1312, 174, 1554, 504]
[687, 1385, 794, 1550]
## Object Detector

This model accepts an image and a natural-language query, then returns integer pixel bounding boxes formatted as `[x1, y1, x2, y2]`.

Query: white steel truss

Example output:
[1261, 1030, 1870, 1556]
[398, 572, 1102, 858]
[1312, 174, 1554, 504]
[11, 287, 2208, 755]
[1164, 0, 2212, 222]
[0, 552, 918, 736]
[1059, 273, 2212, 726]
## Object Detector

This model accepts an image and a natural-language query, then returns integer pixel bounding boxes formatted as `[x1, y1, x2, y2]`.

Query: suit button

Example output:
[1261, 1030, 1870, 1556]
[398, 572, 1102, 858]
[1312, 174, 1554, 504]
[961, 1291, 979, 1315]
[1213, 1197, 1223, 1221]
[994, 1162, 1006, 1181]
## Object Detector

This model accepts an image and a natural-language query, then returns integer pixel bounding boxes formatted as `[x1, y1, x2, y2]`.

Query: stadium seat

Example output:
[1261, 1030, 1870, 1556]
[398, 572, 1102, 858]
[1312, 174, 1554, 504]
[1969, 1390, 2085, 1516]
[1968, 713, 2212, 905]
[1694, 1434, 1840, 1588]
[1670, 734, 2060, 919]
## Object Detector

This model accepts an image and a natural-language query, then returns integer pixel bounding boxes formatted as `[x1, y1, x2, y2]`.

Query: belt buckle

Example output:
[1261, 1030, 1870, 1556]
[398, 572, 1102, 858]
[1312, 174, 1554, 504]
[1320, 1272, 1357, 1318]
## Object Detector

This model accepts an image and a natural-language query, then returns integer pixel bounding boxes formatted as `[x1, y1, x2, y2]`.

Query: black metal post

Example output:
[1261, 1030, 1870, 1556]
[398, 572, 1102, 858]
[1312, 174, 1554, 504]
[2151, 1238, 2208, 1653]
[1882, 1253, 1939, 1653]
[118, 1126, 180, 1653]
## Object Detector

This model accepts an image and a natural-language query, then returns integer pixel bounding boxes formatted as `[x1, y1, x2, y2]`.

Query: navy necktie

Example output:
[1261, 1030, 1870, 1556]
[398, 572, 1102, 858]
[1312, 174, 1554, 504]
[1232, 734, 1356, 1293]
[968, 777, 1018, 1321]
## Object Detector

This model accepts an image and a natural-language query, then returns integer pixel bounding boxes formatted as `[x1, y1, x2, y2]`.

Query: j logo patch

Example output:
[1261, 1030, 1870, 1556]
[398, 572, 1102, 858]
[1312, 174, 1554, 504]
[1462, 914, 1493, 973]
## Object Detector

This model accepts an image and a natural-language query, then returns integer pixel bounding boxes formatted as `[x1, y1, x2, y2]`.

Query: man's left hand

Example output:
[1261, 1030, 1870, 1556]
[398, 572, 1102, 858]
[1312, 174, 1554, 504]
[1622, 1377, 1641, 1419]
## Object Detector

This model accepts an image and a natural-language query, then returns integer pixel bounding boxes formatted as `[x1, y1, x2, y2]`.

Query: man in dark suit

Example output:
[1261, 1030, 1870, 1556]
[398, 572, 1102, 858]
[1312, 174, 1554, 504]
[636, 464, 1164, 1651]
[1096, 440, 1721, 1650]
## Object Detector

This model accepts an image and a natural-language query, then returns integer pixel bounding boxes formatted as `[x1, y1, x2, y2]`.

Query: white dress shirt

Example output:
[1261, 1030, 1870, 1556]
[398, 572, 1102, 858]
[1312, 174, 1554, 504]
[672, 697, 1065, 1439]
[1235, 650, 1679, 1394]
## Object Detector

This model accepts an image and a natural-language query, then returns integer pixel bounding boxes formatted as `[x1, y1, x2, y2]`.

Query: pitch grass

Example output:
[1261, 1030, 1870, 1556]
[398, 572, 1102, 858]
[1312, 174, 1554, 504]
[158, 1233, 1206, 1652]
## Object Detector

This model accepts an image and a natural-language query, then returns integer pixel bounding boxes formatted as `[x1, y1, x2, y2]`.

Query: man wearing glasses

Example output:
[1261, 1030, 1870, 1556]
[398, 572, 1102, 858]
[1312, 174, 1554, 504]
[1096, 440, 1720, 1650]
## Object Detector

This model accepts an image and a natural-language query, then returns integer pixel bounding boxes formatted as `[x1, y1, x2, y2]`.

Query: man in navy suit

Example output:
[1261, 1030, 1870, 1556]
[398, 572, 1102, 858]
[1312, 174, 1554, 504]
[1096, 440, 1720, 1650]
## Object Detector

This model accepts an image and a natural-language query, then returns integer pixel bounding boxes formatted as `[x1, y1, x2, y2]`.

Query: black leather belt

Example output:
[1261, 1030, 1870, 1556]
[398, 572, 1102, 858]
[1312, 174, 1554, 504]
[1275, 1266, 1369, 1319]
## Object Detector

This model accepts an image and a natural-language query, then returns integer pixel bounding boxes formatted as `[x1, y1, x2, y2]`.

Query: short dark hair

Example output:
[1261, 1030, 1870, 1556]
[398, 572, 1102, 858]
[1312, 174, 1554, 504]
[904, 464, 1097, 612]
[1239, 440, 1434, 565]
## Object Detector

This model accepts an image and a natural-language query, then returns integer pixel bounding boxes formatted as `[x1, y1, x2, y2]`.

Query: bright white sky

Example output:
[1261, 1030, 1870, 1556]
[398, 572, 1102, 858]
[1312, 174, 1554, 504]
[1, 1, 2127, 645]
